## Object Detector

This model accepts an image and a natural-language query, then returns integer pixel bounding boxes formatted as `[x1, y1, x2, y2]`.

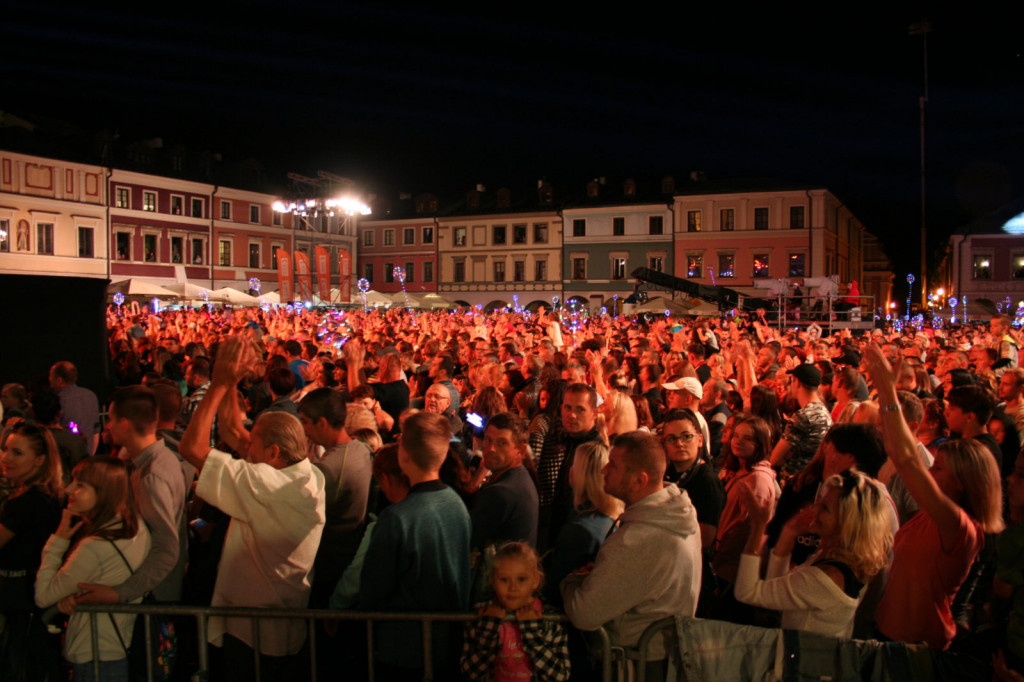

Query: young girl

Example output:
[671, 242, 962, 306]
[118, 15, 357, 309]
[35, 456, 150, 682]
[461, 542, 570, 682]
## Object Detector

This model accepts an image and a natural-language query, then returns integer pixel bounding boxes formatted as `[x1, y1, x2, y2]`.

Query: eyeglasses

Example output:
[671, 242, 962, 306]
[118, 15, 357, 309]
[663, 433, 699, 445]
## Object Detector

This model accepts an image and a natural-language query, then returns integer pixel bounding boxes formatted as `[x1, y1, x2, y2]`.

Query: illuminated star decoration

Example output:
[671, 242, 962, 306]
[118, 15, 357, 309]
[1016, 302, 1024, 328]
[948, 297, 958, 325]
[113, 292, 125, 307]
[198, 288, 210, 308]
[962, 296, 968, 325]
[709, 267, 716, 287]
[151, 297, 160, 314]
[249, 277, 261, 294]
[512, 294, 521, 314]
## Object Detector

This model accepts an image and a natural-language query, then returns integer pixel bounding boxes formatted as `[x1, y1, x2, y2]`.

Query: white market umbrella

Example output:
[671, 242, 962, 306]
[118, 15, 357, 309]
[211, 287, 261, 306]
[108, 278, 178, 298]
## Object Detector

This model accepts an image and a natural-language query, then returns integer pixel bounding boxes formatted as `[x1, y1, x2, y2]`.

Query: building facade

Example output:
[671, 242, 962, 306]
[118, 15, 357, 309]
[672, 186, 867, 293]
[435, 186, 562, 310]
[212, 186, 294, 292]
[562, 178, 673, 310]
[358, 194, 438, 296]
[0, 151, 107, 279]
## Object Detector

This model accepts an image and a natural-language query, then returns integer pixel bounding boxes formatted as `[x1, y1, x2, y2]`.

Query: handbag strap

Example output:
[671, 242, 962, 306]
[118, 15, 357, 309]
[104, 537, 133, 655]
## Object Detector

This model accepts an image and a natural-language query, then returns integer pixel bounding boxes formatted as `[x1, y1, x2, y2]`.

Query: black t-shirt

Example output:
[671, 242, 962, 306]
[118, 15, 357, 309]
[372, 380, 411, 423]
[0, 487, 62, 609]
[666, 461, 725, 529]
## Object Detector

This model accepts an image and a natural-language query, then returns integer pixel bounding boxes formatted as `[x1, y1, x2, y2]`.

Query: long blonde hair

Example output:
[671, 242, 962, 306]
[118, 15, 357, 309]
[819, 470, 893, 583]
[941, 439, 1005, 534]
[571, 441, 624, 519]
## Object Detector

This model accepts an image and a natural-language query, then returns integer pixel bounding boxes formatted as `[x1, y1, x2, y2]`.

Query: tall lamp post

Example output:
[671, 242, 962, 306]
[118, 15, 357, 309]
[910, 19, 931, 310]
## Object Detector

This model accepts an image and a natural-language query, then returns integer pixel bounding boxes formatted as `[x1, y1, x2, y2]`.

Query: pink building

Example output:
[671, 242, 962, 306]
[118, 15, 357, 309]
[358, 194, 438, 294]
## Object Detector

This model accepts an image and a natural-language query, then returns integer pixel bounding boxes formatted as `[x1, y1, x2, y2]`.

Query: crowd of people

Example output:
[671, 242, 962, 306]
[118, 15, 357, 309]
[1, 301, 1024, 680]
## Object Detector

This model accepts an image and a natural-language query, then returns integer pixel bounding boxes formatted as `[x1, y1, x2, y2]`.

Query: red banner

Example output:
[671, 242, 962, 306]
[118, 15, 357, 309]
[276, 248, 293, 303]
[337, 248, 352, 303]
[295, 250, 313, 302]
[314, 245, 331, 303]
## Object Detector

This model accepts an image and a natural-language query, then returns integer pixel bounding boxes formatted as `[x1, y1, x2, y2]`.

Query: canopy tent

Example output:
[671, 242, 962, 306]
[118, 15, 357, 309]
[211, 287, 261, 306]
[258, 291, 281, 305]
[108, 278, 179, 298]
[632, 297, 693, 315]
[415, 292, 455, 309]
[163, 282, 225, 301]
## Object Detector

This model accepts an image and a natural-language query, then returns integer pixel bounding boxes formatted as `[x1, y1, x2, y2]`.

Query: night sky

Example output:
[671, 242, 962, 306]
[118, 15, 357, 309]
[3, 2, 1023, 290]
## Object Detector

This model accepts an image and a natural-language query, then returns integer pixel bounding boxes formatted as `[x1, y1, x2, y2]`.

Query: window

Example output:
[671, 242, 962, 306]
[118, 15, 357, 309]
[649, 256, 664, 272]
[143, 191, 156, 212]
[494, 261, 506, 282]
[718, 253, 735, 277]
[686, 211, 700, 233]
[753, 253, 770, 277]
[144, 234, 157, 262]
[170, 236, 183, 263]
[973, 254, 992, 280]
[219, 239, 231, 266]
[192, 238, 204, 265]
[454, 261, 466, 283]
[220, 200, 231, 219]
[612, 257, 626, 280]
[249, 243, 261, 268]
[384, 263, 394, 283]
[514, 261, 525, 282]
[422, 226, 434, 244]
[170, 195, 184, 215]
[116, 232, 131, 260]
[572, 219, 586, 237]
[650, 215, 664, 234]
[271, 244, 282, 269]
[789, 253, 806, 277]
[454, 226, 467, 247]
[573, 257, 587, 280]
[191, 198, 204, 218]
[115, 187, 130, 209]
[404, 228, 415, 245]
[535, 260, 547, 281]
[613, 217, 625, 236]
[687, 255, 703, 278]
[247, 205, 259, 224]
[363, 263, 373, 282]
[493, 225, 507, 245]
[272, 211, 282, 226]
[534, 223, 548, 243]
[363, 230, 374, 247]
[384, 229, 395, 246]
[0, 219, 9, 252]
[513, 224, 527, 244]
[790, 206, 806, 229]
[405, 262, 415, 282]
[1014, 254, 1024, 279]
[423, 262, 433, 282]
[78, 227, 94, 258]
[754, 207, 769, 230]
[720, 208, 734, 231]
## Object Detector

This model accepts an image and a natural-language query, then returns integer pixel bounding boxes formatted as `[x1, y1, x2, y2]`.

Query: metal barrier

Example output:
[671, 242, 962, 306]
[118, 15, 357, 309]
[77, 603, 613, 682]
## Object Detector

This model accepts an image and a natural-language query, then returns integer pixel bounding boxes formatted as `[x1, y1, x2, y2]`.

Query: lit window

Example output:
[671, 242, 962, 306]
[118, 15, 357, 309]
[249, 243, 261, 268]
[115, 187, 130, 209]
[454, 226, 467, 246]
[789, 253, 806, 277]
[422, 227, 434, 244]
[534, 224, 548, 243]
[143, 191, 156, 212]
[720, 209, 734, 231]
[719, 253, 735, 277]
[612, 258, 626, 280]
[143, 234, 157, 262]
[573, 258, 587, 280]
[192, 238, 204, 264]
[686, 212, 701, 232]
[687, 255, 702, 278]
[973, 255, 992, 280]
[649, 256, 663, 272]
[219, 240, 231, 266]
[170, 196, 184, 215]
[170, 236, 183, 263]
[753, 253, 770, 277]
[494, 261, 506, 282]
[1013, 254, 1024, 280]
[116, 233, 132, 260]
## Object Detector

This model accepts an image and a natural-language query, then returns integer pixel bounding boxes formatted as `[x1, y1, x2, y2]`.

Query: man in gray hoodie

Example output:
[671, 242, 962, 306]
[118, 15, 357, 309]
[561, 430, 702, 669]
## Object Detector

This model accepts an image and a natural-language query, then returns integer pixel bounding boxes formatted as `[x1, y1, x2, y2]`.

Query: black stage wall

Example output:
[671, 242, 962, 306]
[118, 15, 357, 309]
[0, 274, 110, 402]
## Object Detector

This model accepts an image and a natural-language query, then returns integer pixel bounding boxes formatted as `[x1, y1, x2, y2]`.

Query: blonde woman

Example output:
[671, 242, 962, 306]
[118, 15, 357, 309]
[598, 390, 639, 443]
[544, 441, 624, 607]
[736, 470, 892, 637]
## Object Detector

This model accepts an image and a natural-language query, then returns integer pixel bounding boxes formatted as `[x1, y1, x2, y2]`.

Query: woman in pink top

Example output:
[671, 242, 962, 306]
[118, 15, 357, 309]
[866, 344, 1004, 650]
[713, 416, 778, 621]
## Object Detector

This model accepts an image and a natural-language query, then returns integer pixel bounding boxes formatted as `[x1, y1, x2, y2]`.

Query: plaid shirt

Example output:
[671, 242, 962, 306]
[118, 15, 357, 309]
[460, 602, 570, 682]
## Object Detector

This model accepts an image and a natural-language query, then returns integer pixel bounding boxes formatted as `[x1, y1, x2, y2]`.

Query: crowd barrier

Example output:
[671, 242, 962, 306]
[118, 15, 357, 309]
[76, 603, 614, 682]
